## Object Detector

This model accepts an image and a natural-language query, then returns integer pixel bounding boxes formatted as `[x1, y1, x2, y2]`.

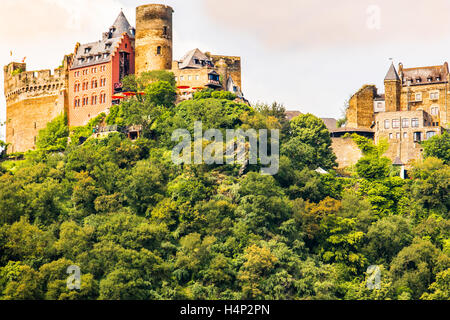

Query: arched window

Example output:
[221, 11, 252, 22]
[91, 78, 98, 89]
[74, 81, 80, 92]
[157, 46, 162, 55]
[100, 77, 106, 87]
[82, 95, 89, 106]
[91, 94, 97, 105]
[74, 96, 80, 107]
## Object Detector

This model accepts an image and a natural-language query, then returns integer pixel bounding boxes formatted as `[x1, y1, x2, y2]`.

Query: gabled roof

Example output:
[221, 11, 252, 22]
[178, 48, 213, 69]
[110, 10, 135, 38]
[385, 63, 400, 81]
[70, 11, 134, 70]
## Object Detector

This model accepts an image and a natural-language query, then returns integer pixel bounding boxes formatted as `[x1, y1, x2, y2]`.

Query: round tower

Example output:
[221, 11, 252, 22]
[135, 4, 174, 74]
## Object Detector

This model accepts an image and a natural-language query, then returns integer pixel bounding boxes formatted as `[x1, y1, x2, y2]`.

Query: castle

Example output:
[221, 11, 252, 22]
[3, 3, 243, 153]
[330, 62, 449, 168]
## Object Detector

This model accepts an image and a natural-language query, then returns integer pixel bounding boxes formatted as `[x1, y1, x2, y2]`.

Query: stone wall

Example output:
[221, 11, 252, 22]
[331, 137, 363, 169]
[135, 4, 173, 73]
[4, 61, 69, 153]
[346, 85, 376, 129]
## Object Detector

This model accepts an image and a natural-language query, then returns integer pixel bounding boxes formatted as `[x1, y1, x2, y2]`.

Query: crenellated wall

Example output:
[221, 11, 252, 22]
[3, 57, 70, 153]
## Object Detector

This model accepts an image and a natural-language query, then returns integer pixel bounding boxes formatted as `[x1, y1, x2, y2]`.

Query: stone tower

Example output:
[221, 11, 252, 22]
[135, 4, 174, 73]
[384, 63, 401, 112]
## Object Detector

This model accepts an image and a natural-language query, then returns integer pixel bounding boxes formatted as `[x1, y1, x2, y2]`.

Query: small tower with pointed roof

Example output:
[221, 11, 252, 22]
[384, 63, 401, 112]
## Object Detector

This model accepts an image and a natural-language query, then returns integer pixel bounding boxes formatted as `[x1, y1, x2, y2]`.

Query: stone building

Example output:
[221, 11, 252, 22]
[3, 3, 245, 153]
[68, 11, 136, 127]
[3, 58, 71, 153]
[342, 62, 449, 167]
[135, 4, 244, 100]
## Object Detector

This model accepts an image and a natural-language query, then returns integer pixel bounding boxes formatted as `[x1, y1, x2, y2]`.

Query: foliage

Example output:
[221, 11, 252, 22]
[0, 86, 449, 300]
[36, 114, 69, 152]
[422, 131, 450, 164]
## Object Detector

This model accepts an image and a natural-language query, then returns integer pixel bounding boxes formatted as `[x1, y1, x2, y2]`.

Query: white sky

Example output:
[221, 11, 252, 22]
[3, 0, 450, 141]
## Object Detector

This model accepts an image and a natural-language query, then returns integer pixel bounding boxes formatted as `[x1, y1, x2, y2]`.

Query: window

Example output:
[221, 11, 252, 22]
[125, 44, 127, 49]
[426, 131, 436, 139]
[430, 92, 439, 100]
[403, 132, 408, 139]
[402, 118, 409, 128]
[436, 76, 441, 81]
[105, 43, 111, 49]
[411, 118, 419, 128]
[100, 78, 106, 87]
[74, 97, 80, 107]
[103, 53, 109, 59]
[91, 95, 97, 105]
[188, 75, 192, 81]
[430, 106, 439, 115]
[100, 93, 106, 104]
[163, 26, 168, 36]
[392, 119, 400, 129]
[396, 133, 401, 140]
[174, 76, 177, 81]
[85, 47, 91, 54]
[415, 93, 422, 101]
[389, 133, 393, 139]
[416, 78, 421, 83]
[414, 132, 422, 142]
[92, 79, 98, 89]
[180, 76, 184, 81]
[157, 46, 162, 55]
[196, 75, 200, 80]
[384, 119, 390, 129]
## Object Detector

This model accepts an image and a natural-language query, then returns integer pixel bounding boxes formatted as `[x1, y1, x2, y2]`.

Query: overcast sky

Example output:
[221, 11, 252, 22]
[3, 0, 450, 140]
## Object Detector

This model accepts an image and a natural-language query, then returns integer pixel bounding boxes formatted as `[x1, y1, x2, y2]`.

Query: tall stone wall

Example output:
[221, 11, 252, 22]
[346, 85, 376, 129]
[3, 61, 69, 153]
[135, 4, 173, 73]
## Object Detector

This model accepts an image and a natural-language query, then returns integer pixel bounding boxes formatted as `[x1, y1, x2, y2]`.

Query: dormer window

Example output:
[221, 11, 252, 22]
[85, 47, 91, 54]
[416, 78, 421, 83]
[105, 43, 112, 50]
[194, 59, 200, 64]
[427, 77, 433, 82]
[436, 76, 441, 81]
[103, 53, 110, 59]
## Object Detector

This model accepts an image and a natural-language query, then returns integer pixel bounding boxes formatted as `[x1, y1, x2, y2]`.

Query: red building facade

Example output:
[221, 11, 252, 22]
[68, 11, 135, 127]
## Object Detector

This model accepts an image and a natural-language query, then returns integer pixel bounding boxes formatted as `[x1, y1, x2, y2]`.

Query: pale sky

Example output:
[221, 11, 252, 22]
[3, 0, 450, 141]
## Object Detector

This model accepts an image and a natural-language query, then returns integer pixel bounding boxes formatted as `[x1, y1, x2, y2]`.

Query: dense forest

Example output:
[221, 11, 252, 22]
[0, 71, 448, 300]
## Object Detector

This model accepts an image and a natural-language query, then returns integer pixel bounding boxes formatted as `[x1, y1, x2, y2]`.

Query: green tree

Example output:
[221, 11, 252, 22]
[287, 114, 337, 170]
[36, 114, 69, 151]
[422, 131, 450, 164]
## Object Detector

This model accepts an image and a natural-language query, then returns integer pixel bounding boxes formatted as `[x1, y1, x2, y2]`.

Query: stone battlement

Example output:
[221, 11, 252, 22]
[3, 62, 67, 104]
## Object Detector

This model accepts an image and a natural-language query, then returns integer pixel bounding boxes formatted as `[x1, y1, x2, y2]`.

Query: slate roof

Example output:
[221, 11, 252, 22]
[401, 63, 449, 85]
[321, 118, 337, 131]
[109, 10, 135, 39]
[70, 11, 134, 70]
[385, 63, 400, 81]
[178, 48, 214, 69]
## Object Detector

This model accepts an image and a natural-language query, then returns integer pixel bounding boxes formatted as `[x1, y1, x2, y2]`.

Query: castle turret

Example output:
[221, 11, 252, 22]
[384, 63, 401, 112]
[135, 4, 174, 73]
